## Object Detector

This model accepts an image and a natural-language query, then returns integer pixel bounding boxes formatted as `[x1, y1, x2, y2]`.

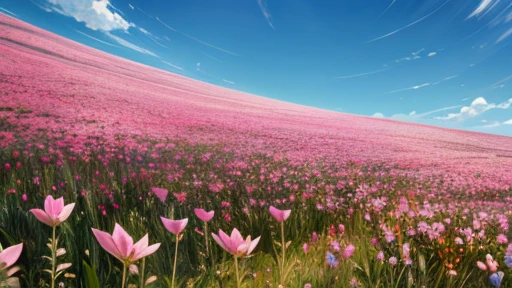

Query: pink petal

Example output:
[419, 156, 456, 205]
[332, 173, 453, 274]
[194, 208, 214, 222]
[92, 228, 123, 261]
[160, 217, 188, 235]
[152, 187, 168, 203]
[0, 243, 23, 269]
[247, 236, 260, 255]
[30, 209, 53, 227]
[230, 228, 244, 247]
[219, 229, 236, 254]
[44, 195, 55, 218]
[282, 210, 291, 221]
[211, 232, 230, 254]
[133, 243, 160, 261]
[112, 224, 133, 258]
[56, 203, 75, 225]
[132, 234, 149, 259]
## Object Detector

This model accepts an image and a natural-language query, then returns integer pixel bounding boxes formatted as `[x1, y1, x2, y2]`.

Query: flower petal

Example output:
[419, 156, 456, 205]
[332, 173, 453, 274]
[247, 236, 261, 255]
[0, 243, 23, 269]
[211, 232, 230, 254]
[92, 228, 123, 261]
[30, 209, 53, 227]
[112, 223, 134, 258]
[44, 195, 55, 218]
[133, 243, 160, 261]
[52, 197, 65, 216]
[56, 203, 75, 225]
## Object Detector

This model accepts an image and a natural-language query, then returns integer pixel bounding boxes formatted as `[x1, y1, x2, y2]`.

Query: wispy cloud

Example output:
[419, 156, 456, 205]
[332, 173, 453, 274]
[496, 28, 512, 43]
[377, 0, 396, 19]
[372, 112, 385, 118]
[128, 4, 134, 10]
[156, 17, 240, 56]
[105, 32, 158, 57]
[386, 83, 430, 94]
[467, 0, 493, 19]
[389, 105, 463, 122]
[428, 52, 437, 57]
[162, 61, 184, 71]
[367, 0, 451, 43]
[436, 97, 512, 121]
[257, 0, 275, 30]
[203, 52, 223, 63]
[490, 74, 512, 88]
[223, 79, 235, 85]
[74, 29, 118, 47]
[336, 68, 389, 79]
[432, 74, 458, 85]
[0, 7, 17, 17]
[39, 0, 132, 32]
[476, 119, 512, 128]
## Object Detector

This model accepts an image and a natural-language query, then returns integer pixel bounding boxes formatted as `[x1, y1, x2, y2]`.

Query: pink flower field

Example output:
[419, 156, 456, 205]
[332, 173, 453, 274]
[1, 15, 511, 189]
[2, 14, 512, 288]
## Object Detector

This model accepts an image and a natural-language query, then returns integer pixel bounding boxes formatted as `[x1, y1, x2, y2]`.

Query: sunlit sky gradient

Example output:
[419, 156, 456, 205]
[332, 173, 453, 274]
[1, 0, 512, 136]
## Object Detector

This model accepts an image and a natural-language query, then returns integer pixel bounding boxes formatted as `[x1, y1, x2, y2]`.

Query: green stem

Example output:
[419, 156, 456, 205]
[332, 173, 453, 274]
[280, 221, 286, 285]
[121, 262, 127, 288]
[172, 234, 179, 288]
[140, 257, 146, 288]
[51, 225, 56, 288]
[204, 222, 209, 257]
[234, 256, 241, 288]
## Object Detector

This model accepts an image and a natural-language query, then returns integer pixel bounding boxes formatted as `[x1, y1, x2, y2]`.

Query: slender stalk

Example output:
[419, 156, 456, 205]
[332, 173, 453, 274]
[121, 262, 127, 288]
[140, 257, 146, 288]
[204, 222, 209, 257]
[234, 256, 241, 288]
[172, 234, 179, 288]
[280, 221, 286, 285]
[51, 225, 56, 288]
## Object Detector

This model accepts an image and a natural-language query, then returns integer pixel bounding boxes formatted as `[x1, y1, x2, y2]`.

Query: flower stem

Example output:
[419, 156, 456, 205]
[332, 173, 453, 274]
[172, 234, 179, 288]
[51, 225, 56, 288]
[204, 222, 209, 257]
[140, 257, 146, 288]
[234, 256, 241, 288]
[280, 221, 286, 285]
[121, 262, 127, 288]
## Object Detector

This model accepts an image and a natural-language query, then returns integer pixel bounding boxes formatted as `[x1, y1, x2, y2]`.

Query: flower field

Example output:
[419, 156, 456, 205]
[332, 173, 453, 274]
[1, 14, 512, 287]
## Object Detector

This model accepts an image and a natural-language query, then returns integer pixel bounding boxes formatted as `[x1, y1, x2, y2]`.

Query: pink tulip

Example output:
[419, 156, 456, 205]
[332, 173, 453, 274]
[194, 208, 214, 222]
[30, 195, 75, 226]
[477, 261, 487, 271]
[92, 223, 160, 263]
[486, 254, 499, 272]
[269, 206, 291, 222]
[161, 217, 188, 235]
[0, 243, 23, 272]
[152, 187, 168, 203]
[211, 228, 260, 257]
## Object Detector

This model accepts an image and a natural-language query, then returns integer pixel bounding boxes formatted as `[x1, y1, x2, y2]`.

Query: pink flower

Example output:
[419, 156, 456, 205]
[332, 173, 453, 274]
[477, 261, 487, 271]
[21, 194, 27, 202]
[269, 206, 291, 222]
[161, 217, 188, 235]
[0, 243, 23, 272]
[194, 208, 214, 222]
[30, 195, 75, 227]
[344, 244, 355, 259]
[497, 234, 508, 244]
[486, 254, 499, 272]
[151, 187, 168, 203]
[173, 192, 187, 203]
[92, 223, 160, 263]
[211, 228, 260, 257]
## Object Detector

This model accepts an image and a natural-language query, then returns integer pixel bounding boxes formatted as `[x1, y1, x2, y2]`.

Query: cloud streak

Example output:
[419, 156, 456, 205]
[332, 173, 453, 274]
[436, 97, 512, 121]
[386, 83, 430, 94]
[162, 61, 184, 71]
[105, 32, 158, 57]
[496, 28, 512, 43]
[367, 0, 451, 43]
[156, 17, 240, 56]
[0, 7, 17, 17]
[257, 0, 275, 29]
[377, 0, 396, 19]
[223, 79, 235, 85]
[74, 29, 118, 47]
[336, 68, 389, 79]
[467, 0, 493, 19]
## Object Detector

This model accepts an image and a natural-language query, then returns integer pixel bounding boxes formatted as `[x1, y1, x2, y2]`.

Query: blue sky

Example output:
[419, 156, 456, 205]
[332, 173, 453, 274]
[1, 0, 512, 136]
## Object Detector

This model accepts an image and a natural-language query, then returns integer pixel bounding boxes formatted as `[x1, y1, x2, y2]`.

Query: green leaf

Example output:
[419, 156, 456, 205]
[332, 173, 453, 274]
[83, 260, 101, 288]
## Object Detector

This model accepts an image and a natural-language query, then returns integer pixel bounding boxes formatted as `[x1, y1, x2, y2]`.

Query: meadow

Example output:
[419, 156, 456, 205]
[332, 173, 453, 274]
[1, 14, 512, 287]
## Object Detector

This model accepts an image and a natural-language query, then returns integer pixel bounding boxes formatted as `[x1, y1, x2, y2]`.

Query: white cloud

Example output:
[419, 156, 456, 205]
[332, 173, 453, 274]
[390, 105, 462, 122]
[336, 68, 389, 79]
[75, 29, 117, 46]
[386, 83, 430, 94]
[496, 28, 512, 43]
[162, 61, 183, 71]
[41, 0, 132, 31]
[436, 97, 512, 121]
[409, 111, 416, 116]
[504, 119, 512, 125]
[222, 79, 235, 85]
[0, 7, 17, 16]
[467, 0, 493, 19]
[372, 112, 385, 118]
[428, 52, 437, 57]
[128, 4, 134, 10]
[257, 0, 275, 30]
[105, 32, 158, 56]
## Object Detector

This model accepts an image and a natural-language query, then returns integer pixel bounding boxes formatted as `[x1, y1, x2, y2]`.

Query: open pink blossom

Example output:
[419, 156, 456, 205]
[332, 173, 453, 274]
[30, 195, 75, 226]
[92, 223, 160, 263]
[152, 187, 168, 203]
[161, 217, 188, 235]
[0, 243, 23, 272]
[269, 206, 291, 222]
[211, 228, 260, 257]
[194, 208, 214, 222]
